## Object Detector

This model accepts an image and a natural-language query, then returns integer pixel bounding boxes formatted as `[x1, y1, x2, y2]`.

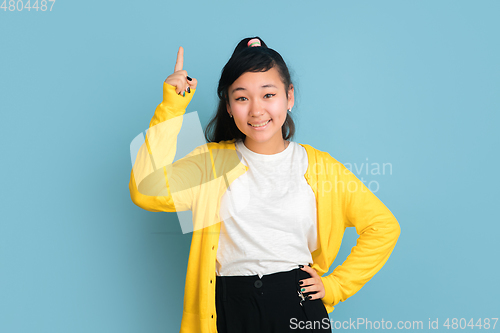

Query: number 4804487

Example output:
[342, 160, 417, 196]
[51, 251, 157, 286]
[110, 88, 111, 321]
[1, 0, 56, 11]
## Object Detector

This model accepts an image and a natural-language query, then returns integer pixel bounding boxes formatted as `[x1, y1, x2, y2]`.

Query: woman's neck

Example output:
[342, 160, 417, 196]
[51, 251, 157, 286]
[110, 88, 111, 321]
[243, 138, 289, 155]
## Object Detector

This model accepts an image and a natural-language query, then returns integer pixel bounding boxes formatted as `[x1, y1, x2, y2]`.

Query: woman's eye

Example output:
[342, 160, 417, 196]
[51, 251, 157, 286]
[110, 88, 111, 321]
[236, 94, 275, 101]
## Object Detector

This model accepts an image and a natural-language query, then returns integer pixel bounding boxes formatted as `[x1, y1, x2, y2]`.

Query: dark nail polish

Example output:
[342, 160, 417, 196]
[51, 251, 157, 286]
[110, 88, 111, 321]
[187, 87, 191, 93]
[299, 265, 304, 268]
[307, 295, 312, 300]
[187, 76, 192, 81]
[298, 281, 303, 285]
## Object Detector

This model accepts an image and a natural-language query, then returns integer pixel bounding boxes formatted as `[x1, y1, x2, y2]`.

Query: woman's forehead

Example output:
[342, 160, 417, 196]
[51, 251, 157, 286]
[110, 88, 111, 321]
[230, 68, 283, 93]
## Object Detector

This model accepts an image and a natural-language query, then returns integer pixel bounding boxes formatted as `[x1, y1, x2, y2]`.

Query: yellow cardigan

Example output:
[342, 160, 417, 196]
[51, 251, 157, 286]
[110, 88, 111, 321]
[129, 82, 401, 333]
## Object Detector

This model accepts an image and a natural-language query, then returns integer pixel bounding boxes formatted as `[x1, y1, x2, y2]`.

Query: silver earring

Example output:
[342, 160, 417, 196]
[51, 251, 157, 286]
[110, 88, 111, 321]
[229, 113, 233, 118]
[287, 108, 292, 113]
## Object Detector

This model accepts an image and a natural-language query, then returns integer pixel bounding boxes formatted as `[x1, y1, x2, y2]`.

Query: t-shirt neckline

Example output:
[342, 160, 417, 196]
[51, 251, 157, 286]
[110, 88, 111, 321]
[236, 139, 293, 161]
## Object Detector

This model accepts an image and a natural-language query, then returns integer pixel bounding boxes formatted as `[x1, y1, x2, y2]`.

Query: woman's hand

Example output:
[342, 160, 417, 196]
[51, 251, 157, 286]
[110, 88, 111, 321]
[164, 46, 198, 96]
[299, 265, 326, 301]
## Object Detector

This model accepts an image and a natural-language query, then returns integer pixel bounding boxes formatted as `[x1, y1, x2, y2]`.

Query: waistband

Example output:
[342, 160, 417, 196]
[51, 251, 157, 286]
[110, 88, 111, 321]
[216, 265, 312, 301]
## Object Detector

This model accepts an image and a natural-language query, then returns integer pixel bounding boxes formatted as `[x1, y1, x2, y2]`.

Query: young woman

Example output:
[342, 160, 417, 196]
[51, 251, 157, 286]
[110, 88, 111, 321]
[129, 37, 401, 333]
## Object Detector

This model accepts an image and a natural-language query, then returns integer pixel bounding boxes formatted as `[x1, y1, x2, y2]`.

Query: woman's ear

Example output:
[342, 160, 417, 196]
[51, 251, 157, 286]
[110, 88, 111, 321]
[287, 84, 295, 110]
[226, 101, 232, 117]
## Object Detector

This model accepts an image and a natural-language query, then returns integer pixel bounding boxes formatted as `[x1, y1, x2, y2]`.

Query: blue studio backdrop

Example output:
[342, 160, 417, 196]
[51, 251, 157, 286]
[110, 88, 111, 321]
[1, 1, 499, 332]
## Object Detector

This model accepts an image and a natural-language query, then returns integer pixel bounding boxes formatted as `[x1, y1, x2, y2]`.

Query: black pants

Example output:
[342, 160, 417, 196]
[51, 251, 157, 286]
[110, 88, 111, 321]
[216, 266, 332, 333]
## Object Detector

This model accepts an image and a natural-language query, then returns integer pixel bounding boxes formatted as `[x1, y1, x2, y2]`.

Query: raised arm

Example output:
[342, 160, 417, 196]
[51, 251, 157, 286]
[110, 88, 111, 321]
[129, 46, 198, 212]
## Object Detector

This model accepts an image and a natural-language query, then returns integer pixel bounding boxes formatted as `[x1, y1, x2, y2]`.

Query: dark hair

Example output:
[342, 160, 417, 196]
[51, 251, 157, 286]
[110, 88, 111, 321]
[204, 36, 296, 143]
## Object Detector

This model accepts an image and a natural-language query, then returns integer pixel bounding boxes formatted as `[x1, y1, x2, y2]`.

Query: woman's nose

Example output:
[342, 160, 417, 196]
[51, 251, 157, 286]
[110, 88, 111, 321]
[249, 101, 265, 116]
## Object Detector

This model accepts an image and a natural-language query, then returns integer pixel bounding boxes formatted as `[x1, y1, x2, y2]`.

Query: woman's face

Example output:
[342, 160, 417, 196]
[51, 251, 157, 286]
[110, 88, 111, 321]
[226, 66, 294, 154]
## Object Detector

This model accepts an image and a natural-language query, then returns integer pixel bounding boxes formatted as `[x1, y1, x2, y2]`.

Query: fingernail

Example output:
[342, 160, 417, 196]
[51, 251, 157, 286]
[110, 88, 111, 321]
[182, 91, 185, 97]
[187, 76, 192, 81]
[187, 87, 191, 93]
[300, 288, 305, 292]
[307, 295, 312, 300]
[298, 281, 303, 285]
[299, 265, 304, 268]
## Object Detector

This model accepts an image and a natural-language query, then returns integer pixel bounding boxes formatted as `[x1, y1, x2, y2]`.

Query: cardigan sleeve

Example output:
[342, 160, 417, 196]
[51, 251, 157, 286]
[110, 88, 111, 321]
[320, 163, 401, 307]
[129, 82, 199, 212]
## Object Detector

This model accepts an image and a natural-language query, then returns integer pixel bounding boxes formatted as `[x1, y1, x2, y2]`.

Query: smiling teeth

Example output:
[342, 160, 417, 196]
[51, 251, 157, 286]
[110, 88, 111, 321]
[250, 120, 271, 127]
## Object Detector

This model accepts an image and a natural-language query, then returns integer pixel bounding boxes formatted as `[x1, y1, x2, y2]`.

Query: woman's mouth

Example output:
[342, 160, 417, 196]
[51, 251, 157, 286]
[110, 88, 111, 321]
[248, 119, 271, 129]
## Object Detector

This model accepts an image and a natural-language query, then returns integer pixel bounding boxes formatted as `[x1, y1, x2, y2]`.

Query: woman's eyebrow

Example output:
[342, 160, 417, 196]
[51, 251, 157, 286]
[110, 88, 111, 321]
[231, 84, 277, 94]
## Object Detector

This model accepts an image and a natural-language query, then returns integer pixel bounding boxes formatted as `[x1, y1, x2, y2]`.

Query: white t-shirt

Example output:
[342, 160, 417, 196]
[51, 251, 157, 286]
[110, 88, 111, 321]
[216, 139, 318, 278]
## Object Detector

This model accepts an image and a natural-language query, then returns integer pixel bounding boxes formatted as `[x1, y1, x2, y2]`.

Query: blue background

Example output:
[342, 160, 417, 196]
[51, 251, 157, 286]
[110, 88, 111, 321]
[1, 0, 499, 332]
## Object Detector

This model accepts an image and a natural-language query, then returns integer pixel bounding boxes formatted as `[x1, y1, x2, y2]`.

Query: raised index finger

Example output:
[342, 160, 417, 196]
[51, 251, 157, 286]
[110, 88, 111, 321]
[174, 46, 184, 72]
